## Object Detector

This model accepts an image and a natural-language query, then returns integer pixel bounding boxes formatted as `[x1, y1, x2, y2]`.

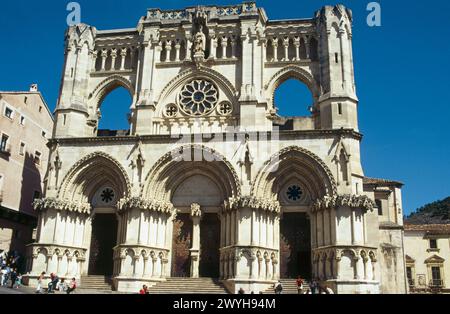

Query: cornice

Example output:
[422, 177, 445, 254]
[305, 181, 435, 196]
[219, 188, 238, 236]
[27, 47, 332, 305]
[312, 194, 375, 213]
[49, 129, 363, 145]
[117, 197, 175, 215]
[33, 198, 91, 215]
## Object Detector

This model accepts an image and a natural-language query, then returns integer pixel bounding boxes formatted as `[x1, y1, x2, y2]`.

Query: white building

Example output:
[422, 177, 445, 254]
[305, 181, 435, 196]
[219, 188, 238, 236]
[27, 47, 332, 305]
[404, 224, 450, 294]
[25, 3, 407, 294]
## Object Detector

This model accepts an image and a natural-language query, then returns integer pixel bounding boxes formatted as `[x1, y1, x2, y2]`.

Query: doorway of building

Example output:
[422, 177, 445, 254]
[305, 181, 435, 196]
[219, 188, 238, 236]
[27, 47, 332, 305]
[88, 213, 118, 276]
[199, 213, 221, 278]
[171, 213, 193, 277]
[280, 212, 312, 279]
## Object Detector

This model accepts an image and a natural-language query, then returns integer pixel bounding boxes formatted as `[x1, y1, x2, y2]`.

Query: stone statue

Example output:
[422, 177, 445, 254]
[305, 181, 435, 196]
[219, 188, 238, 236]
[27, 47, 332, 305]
[193, 25, 206, 57]
[191, 203, 202, 217]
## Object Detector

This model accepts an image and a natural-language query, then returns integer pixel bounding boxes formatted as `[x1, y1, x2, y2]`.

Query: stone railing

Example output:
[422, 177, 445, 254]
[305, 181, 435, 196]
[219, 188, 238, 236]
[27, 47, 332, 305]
[33, 198, 92, 215]
[27, 243, 87, 278]
[220, 246, 278, 281]
[312, 245, 378, 282]
[113, 245, 170, 279]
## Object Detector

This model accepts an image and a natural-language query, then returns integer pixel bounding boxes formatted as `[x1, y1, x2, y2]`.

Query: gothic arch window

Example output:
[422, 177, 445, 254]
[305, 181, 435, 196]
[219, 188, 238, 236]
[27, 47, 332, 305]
[274, 79, 314, 117]
[97, 86, 132, 136]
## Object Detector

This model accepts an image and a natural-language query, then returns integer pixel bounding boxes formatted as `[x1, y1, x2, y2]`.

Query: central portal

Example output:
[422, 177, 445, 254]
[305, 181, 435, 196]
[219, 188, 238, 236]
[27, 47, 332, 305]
[199, 213, 220, 278]
[280, 212, 312, 279]
[88, 213, 118, 276]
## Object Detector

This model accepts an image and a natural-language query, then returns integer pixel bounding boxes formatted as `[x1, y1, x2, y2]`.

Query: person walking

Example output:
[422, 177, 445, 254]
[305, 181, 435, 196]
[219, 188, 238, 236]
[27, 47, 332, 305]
[310, 279, 318, 294]
[66, 278, 77, 294]
[36, 271, 46, 294]
[9, 268, 17, 289]
[15, 273, 22, 289]
[274, 281, 283, 295]
[296, 277, 304, 294]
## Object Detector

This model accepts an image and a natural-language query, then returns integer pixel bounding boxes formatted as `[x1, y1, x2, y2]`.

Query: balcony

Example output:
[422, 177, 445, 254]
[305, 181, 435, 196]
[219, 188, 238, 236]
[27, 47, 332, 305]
[429, 279, 444, 288]
[0, 144, 11, 158]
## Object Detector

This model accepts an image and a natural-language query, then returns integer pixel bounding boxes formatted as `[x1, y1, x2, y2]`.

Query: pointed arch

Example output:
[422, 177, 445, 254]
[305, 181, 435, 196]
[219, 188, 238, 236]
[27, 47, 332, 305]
[58, 152, 131, 203]
[156, 67, 239, 115]
[89, 75, 135, 110]
[264, 65, 320, 107]
[142, 144, 241, 202]
[252, 146, 337, 203]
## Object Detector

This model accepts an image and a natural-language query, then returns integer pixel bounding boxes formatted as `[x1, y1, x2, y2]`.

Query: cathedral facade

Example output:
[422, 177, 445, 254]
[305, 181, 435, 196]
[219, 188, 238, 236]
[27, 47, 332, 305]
[26, 3, 407, 294]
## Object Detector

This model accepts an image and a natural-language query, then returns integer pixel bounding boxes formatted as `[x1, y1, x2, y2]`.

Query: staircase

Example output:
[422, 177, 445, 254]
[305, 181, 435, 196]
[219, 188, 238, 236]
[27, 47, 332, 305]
[147, 278, 229, 294]
[263, 279, 310, 294]
[80, 276, 113, 291]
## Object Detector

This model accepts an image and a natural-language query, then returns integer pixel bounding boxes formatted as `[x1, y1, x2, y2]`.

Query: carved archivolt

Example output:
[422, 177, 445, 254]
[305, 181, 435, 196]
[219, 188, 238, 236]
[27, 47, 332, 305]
[252, 146, 337, 201]
[33, 197, 91, 215]
[117, 197, 175, 215]
[142, 144, 241, 200]
[58, 151, 132, 201]
[223, 196, 281, 214]
[312, 194, 375, 213]
[158, 66, 239, 102]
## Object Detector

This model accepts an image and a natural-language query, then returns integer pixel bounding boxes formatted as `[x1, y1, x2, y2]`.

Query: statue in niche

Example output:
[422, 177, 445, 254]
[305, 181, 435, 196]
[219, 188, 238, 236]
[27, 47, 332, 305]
[193, 25, 206, 57]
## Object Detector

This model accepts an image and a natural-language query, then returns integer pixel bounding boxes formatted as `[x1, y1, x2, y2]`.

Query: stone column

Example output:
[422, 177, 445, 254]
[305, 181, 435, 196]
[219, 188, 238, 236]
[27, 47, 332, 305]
[175, 41, 181, 62]
[221, 36, 228, 59]
[283, 37, 289, 61]
[272, 38, 278, 61]
[294, 36, 300, 61]
[190, 203, 202, 278]
[110, 48, 118, 71]
[100, 49, 108, 71]
[120, 48, 127, 70]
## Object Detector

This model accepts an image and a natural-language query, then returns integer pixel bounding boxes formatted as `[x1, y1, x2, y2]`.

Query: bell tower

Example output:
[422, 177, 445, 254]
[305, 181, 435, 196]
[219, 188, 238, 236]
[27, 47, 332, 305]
[54, 24, 96, 138]
[315, 5, 358, 131]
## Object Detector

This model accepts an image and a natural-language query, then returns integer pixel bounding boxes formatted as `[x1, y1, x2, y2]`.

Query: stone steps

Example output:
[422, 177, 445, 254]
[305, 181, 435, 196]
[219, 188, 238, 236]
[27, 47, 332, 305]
[263, 279, 310, 294]
[80, 276, 113, 291]
[147, 278, 229, 294]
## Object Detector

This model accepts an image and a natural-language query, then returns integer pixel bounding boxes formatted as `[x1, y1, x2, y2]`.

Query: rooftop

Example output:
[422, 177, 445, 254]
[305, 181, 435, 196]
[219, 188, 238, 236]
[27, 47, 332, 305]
[404, 224, 450, 235]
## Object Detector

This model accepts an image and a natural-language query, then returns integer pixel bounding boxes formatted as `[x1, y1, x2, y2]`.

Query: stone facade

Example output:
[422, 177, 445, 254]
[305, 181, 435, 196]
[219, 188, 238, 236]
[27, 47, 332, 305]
[26, 3, 407, 294]
[0, 86, 53, 256]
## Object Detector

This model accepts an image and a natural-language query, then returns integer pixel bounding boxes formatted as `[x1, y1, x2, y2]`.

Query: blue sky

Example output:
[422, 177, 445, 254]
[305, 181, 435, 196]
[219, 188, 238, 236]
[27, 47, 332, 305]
[0, 1, 449, 215]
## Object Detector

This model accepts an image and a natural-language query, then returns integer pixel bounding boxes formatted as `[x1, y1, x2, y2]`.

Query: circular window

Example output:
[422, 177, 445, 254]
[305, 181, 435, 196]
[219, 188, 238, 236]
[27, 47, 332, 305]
[218, 101, 233, 116]
[164, 104, 178, 118]
[179, 80, 219, 116]
[286, 185, 303, 202]
[100, 188, 115, 204]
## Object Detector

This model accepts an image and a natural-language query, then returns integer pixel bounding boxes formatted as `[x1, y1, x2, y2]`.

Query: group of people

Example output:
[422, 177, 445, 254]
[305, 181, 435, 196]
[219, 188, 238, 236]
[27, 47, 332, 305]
[0, 250, 23, 289]
[272, 277, 335, 294]
[35, 271, 77, 294]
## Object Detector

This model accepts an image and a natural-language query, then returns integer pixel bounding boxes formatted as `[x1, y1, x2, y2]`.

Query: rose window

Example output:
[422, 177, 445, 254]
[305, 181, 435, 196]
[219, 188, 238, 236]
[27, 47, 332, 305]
[179, 80, 218, 116]
[287, 185, 303, 201]
[101, 188, 115, 203]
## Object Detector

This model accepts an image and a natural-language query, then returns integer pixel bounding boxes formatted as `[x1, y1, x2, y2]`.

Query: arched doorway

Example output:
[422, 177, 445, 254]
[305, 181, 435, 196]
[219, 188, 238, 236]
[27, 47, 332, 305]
[144, 146, 241, 279]
[280, 212, 311, 279]
[88, 186, 120, 276]
[252, 146, 338, 281]
[171, 174, 222, 278]
[58, 152, 131, 278]
[88, 212, 118, 276]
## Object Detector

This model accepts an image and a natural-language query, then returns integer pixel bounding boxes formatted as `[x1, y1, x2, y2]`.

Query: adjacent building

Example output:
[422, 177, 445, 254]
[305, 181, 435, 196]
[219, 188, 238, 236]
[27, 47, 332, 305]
[404, 224, 450, 293]
[25, 3, 408, 294]
[0, 85, 54, 258]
